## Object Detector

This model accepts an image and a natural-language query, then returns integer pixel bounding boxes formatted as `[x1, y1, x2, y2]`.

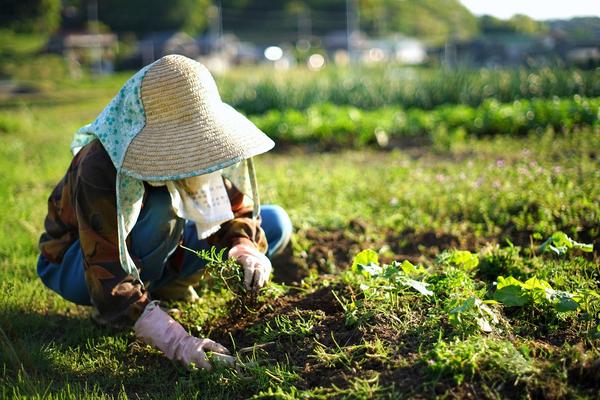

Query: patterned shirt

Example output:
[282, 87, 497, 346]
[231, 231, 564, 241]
[39, 140, 267, 326]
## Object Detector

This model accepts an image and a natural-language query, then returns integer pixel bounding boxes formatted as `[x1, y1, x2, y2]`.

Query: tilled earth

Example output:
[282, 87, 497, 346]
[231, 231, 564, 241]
[194, 223, 600, 399]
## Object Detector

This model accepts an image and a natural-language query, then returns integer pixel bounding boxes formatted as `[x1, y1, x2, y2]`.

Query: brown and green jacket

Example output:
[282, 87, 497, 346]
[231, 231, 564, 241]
[39, 140, 266, 326]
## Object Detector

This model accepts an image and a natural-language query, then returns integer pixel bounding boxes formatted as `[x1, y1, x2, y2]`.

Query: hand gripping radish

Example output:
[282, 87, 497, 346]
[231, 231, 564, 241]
[134, 301, 234, 369]
[228, 244, 272, 290]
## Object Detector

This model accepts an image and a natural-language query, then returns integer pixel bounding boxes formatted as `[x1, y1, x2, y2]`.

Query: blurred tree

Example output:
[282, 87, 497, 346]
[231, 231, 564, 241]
[549, 17, 600, 41]
[219, 0, 477, 43]
[480, 14, 548, 36]
[97, 0, 212, 35]
[0, 0, 61, 33]
[508, 14, 548, 35]
[388, 0, 478, 43]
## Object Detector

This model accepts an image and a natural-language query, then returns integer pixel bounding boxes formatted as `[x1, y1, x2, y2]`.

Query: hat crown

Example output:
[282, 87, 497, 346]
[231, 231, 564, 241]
[121, 54, 274, 180]
[141, 55, 221, 127]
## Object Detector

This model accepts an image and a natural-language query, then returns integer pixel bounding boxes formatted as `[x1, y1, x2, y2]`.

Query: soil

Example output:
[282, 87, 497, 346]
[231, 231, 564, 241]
[208, 284, 425, 394]
[272, 219, 599, 286]
[200, 223, 599, 398]
[272, 219, 486, 285]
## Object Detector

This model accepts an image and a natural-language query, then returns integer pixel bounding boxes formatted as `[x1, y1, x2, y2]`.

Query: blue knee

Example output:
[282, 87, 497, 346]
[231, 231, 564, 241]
[261, 205, 293, 257]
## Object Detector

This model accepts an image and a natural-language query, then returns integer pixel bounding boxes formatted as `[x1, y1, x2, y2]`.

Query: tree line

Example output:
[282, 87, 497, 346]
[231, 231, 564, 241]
[0, 0, 584, 44]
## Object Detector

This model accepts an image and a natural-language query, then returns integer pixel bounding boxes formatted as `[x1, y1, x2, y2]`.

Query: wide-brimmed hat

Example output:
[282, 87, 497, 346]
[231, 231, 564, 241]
[120, 54, 274, 180]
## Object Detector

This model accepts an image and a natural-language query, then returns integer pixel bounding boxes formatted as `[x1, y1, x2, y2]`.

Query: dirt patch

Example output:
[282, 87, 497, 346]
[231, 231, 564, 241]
[297, 221, 469, 274]
[209, 285, 346, 347]
[208, 285, 371, 389]
[303, 227, 363, 271]
[283, 222, 598, 285]
[292, 224, 483, 279]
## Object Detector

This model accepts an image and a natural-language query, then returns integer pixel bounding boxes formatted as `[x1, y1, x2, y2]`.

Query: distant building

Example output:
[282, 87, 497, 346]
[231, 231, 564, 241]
[139, 31, 199, 65]
[323, 31, 426, 65]
[430, 30, 600, 68]
[430, 34, 546, 68]
[566, 44, 600, 67]
[45, 32, 118, 75]
[197, 34, 262, 72]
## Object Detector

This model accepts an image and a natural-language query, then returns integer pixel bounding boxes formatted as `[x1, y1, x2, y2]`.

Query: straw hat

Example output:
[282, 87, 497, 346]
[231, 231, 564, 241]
[121, 54, 274, 180]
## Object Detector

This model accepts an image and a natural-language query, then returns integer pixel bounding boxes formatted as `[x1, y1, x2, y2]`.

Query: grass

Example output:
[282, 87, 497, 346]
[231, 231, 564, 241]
[0, 77, 599, 398]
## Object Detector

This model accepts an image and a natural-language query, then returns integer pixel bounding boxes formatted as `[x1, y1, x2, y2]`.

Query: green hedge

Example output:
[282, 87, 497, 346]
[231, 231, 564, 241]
[251, 96, 600, 147]
[218, 67, 600, 115]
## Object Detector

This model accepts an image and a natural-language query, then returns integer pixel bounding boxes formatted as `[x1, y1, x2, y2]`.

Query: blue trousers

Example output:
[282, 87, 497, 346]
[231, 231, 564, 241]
[37, 190, 292, 306]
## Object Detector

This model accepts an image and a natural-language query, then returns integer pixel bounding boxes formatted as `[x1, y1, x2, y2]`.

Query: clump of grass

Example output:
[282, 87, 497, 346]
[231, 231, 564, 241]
[426, 336, 536, 385]
[0, 110, 33, 134]
[247, 310, 323, 343]
[180, 245, 253, 309]
[478, 243, 527, 281]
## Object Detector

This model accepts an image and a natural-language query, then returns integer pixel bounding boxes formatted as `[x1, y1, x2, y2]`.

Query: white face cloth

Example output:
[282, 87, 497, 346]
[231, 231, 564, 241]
[150, 171, 234, 240]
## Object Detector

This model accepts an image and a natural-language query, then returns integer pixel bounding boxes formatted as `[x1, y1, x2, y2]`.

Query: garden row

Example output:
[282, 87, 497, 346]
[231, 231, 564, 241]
[251, 96, 600, 148]
[218, 67, 600, 114]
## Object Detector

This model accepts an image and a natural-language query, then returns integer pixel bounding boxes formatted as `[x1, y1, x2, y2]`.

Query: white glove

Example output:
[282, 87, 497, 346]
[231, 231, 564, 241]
[228, 244, 272, 290]
[134, 301, 234, 370]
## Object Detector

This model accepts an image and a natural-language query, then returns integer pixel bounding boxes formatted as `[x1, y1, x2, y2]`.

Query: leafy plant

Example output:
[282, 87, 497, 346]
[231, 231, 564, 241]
[436, 250, 479, 272]
[493, 275, 599, 313]
[538, 231, 594, 255]
[352, 249, 433, 296]
[250, 97, 600, 148]
[449, 296, 500, 333]
[248, 311, 322, 342]
[218, 67, 600, 115]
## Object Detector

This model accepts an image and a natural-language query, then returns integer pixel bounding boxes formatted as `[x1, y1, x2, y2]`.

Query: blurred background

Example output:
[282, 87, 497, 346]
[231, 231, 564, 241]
[1, 0, 599, 79]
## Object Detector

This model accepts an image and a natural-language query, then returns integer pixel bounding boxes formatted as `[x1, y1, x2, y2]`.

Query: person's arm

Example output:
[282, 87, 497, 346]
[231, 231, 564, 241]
[206, 178, 268, 252]
[74, 147, 149, 326]
[208, 178, 272, 290]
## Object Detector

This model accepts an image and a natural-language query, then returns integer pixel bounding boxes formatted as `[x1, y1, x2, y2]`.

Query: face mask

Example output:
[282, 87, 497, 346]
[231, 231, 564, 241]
[150, 172, 234, 240]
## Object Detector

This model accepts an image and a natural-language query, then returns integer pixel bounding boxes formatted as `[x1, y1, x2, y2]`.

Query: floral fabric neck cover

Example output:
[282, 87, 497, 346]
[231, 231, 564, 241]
[71, 62, 258, 282]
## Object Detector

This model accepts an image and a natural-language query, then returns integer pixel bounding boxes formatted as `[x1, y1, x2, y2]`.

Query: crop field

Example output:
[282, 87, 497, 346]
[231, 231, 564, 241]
[0, 66, 599, 399]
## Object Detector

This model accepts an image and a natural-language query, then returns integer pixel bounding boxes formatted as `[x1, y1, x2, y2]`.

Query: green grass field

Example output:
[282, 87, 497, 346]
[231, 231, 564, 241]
[0, 73, 599, 399]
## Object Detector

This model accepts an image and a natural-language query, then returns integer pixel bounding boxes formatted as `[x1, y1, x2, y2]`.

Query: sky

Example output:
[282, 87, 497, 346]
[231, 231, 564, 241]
[460, 0, 600, 20]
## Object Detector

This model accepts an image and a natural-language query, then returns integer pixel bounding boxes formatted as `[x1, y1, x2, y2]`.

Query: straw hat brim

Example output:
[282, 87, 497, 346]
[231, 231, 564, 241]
[121, 103, 274, 181]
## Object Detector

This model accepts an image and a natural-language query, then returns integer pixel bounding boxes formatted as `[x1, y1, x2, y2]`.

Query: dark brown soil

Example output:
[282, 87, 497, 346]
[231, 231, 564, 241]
[273, 219, 599, 287]
[274, 220, 487, 284]
[199, 225, 600, 398]
[208, 284, 370, 390]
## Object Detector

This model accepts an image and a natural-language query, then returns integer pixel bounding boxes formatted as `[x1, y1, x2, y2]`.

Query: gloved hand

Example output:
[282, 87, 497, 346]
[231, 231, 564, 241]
[134, 301, 234, 370]
[228, 243, 272, 291]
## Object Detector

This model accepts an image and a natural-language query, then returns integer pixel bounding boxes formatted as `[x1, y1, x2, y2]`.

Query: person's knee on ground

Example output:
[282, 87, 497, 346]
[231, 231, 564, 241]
[149, 270, 204, 302]
[261, 205, 293, 258]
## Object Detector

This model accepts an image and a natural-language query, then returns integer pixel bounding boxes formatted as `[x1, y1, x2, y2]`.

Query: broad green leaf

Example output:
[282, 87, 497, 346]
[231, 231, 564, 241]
[399, 260, 427, 277]
[401, 277, 433, 296]
[546, 290, 580, 312]
[524, 278, 553, 304]
[494, 285, 530, 306]
[539, 231, 594, 255]
[555, 296, 579, 312]
[450, 296, 476, 314]
[496, 276, 524, 290]
[438, 250, 479, 271]
[352, 249, 380, 274]
[523, 277, 552, 291]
